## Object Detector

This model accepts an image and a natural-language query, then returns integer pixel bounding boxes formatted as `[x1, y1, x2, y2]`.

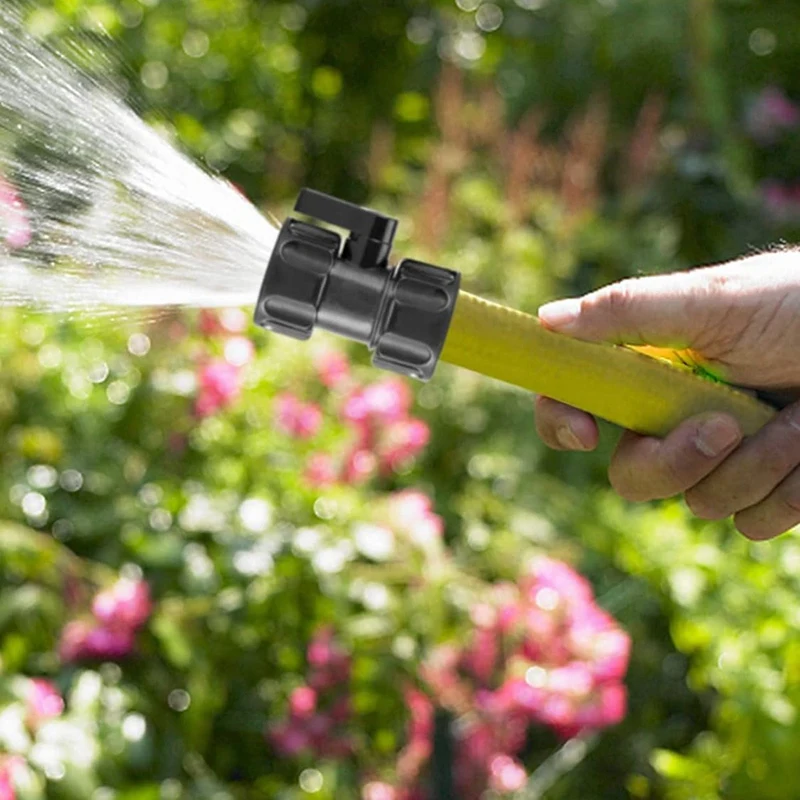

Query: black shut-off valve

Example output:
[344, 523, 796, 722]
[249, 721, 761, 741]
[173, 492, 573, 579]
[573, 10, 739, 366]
[254, 189, 461, 381]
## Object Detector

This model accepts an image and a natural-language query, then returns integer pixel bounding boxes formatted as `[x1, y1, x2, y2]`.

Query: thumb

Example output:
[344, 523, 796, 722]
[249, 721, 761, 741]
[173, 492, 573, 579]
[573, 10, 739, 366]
[537, 272, 714, 347]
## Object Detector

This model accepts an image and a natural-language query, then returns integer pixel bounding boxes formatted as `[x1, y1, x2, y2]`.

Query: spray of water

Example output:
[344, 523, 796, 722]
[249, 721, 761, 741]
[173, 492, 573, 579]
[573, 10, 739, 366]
[0, 6, 278, 312]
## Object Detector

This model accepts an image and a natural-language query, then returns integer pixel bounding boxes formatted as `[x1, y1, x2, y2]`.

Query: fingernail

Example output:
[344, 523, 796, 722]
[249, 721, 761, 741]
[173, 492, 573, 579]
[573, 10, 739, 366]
[694, 415, 740, 457]
[556, 425, 586, 450]
[538, 299, 582, 331]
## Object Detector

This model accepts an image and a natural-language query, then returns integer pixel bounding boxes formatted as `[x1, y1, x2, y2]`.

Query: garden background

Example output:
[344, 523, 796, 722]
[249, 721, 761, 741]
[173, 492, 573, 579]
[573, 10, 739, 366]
[2, 0, 800, 798]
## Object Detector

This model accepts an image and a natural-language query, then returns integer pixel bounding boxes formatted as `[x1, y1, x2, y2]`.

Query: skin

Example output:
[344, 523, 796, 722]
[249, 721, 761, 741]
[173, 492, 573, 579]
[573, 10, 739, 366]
[534, 249, 800, 541]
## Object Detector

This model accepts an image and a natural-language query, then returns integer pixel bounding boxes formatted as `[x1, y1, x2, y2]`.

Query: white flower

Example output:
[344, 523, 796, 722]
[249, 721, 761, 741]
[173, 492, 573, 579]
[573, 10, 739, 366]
[353, 523, 395, 562]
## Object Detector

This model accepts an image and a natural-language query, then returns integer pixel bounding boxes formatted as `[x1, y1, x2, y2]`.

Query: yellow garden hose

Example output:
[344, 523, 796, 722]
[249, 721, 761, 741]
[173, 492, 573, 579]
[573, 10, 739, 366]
[440, 291, 776, 438]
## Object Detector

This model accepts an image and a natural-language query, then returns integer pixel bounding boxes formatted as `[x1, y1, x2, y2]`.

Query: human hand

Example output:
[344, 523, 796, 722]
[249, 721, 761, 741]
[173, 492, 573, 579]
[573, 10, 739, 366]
[534, 251, 800, 540]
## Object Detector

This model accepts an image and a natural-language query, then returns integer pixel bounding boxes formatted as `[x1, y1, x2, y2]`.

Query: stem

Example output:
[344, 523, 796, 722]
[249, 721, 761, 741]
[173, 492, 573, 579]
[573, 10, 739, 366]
[515, 734, 599, 799]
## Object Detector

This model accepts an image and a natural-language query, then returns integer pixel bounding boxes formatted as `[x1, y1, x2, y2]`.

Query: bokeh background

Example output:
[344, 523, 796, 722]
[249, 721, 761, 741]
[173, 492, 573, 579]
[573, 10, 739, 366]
[2, 1, 800, 798]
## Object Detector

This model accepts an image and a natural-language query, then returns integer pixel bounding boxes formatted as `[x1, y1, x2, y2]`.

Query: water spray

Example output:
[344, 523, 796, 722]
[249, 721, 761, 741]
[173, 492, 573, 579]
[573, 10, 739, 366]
[256, 189, 778, 438]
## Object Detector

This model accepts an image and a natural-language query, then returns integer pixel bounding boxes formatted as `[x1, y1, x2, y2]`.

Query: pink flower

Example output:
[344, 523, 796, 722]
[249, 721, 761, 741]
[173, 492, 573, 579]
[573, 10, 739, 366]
[495, 678, 546, 716]
[84, 625, 137, 659]
[381, 419, 430, 470]
[409, 513, 444, 548]
[397, 738, 432, 786]
[488, 754, 527, 794]
[92, 579, 152, 631]
[461, 628, 499, 685]
[362, 782, 397, 800]
[305, 712, 333, 742]
[525, 557, 595, 612]
[268, 722, 311, 757]
[289, 686, 317, 719]
[275, 393, 323, 439]
[762, 181, 800, 222]
[0, 766, 14, 800]
[362, 378, 413, 423]
[307, 627, 352, 688]
[460, 720, 495, 764]
[26, 679, 64, 724]
[341, 390, 371, 425]
[342, 378, 412, 425]
[406, 688, 434, 743]
[198, 310, 223, 336]
[537, 692, 578, 729]
[574, 684, 627, 730]
[304, 453, 338, 487]
[746, 87, 800, 143]
[196, 360, 242, 417]
[315, 349, 351, 389]
[342, 448, 378, 485]
[59, 621, 137, 662]
[0, 176, 31, 250]
[548, 661, 594, 699]
[388, 490, 433, 528]
[586, 629, 631, 684]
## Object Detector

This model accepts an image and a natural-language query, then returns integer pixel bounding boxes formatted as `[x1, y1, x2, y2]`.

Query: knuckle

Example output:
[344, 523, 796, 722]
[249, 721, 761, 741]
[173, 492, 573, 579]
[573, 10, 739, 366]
[594, 280, 636, 319]
[658, 451, 691, 498]
[684, 487, 729, 520]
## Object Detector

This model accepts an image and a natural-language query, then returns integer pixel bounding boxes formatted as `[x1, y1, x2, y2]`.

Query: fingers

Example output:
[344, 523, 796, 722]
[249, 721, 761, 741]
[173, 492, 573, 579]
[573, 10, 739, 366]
[534, 396, 599, 451]
[733, 468, 800, 540]
[607, 413, 742, 502]
[537, 271, 722, 347]
[535, 394, 800, 542]
[684, 402, 800, 520]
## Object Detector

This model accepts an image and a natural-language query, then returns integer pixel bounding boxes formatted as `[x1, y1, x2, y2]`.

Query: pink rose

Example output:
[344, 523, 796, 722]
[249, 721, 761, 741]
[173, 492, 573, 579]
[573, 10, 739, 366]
[26, 679, 64, 724]
[268, 722, 311, 757]
[362, 782, 397, 800]
[304, 453, 338, 487]
[275, 393, 323, 439]
[315, 349, 351, 389]
[746, 87, 800, 143]
[488, 754, 527, 794]
[361, 378, 413, 423]
[0, 766, 14, 800]
[58, 620, 94, 663]
[196, 360, 242, 417]
[289, 686, 317, 719]
[381, 419, 430, 470]
[342, 448, 378, 485]
[84, 625, 137, 659]
[92, 579, 152, 631]
[388, 490, 433, 528]
[59, 620, 137, 662]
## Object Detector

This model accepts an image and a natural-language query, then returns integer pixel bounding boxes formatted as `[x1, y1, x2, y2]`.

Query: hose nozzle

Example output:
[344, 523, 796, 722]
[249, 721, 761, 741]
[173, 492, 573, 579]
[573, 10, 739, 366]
[254, 189, 460, 380]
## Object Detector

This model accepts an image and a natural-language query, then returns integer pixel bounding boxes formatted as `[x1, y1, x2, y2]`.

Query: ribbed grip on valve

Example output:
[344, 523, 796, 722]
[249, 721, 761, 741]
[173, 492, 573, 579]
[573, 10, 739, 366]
[254, 220, 341, 341]
[373, 260, 460, 380]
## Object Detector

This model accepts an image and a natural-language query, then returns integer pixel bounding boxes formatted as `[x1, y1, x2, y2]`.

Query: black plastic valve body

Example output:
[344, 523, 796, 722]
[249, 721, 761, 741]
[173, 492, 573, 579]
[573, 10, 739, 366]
[254, 189, 460, 381]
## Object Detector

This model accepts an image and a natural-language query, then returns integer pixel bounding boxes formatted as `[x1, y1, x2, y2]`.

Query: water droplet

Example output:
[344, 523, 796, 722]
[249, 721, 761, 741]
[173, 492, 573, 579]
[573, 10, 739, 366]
[299, 769, 324, 793]
[60, 469, 84, 492]
[127, 333, 151, 356]
[749, 28, 777, 56]
[22, 491, 46, 517]
[168, 689, 191, 712]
